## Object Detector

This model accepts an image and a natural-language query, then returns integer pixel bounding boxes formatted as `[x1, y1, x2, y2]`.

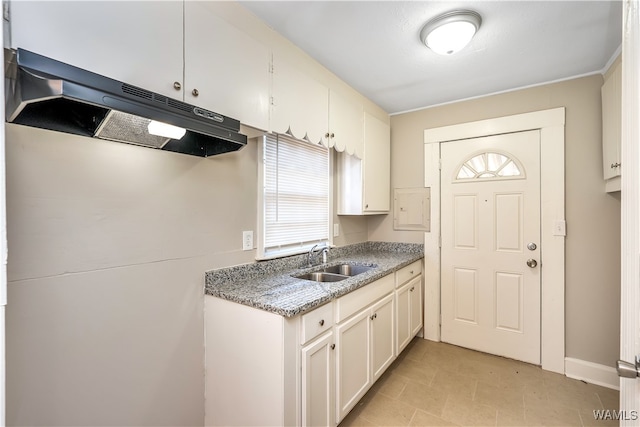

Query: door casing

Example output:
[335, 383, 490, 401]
[423, 107, 566, 374]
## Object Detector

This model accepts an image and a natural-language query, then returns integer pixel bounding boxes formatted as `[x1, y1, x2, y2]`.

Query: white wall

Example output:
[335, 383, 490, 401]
[5, 124, 260, 425]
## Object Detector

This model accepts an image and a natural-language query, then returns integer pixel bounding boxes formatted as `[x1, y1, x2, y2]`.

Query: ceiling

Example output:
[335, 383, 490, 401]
[240, 1, 623, 115]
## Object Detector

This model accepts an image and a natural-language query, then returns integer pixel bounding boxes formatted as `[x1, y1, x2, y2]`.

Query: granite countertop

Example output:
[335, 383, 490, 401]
[205, 241, 424, 317]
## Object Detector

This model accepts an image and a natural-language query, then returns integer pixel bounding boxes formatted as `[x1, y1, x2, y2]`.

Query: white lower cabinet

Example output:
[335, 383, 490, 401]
[371, 294, 395, 381]
[335, 308, 371, 422]
[395, 281, 412, 353]
[395, 260, 423, 355]
[205, 265, 423, 426]
[335, 293, 395, 423]
[409, 278, 423, 338]
[334, 272, 396, 424]
[302, 330, 335, 427]
[396, 276, 423, 354]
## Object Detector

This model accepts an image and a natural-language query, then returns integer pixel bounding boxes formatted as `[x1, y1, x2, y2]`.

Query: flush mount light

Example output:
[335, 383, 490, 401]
[420, 10, 481, 55]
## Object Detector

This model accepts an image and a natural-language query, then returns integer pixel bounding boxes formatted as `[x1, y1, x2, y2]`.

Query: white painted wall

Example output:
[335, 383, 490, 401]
[5, 124, 260, 425]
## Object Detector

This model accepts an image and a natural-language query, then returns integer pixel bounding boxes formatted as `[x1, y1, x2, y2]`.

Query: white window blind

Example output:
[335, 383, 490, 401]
[261, 133, 330, 258]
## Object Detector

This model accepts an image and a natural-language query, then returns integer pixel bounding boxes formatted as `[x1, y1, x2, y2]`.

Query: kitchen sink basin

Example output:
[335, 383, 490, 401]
[294, 263, 376, 283]
[319, 264, 375, 276]
[295, 272, 348, 282]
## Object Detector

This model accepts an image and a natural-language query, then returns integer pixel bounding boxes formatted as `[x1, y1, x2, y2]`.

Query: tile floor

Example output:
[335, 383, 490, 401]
[339, 338, 620, 427]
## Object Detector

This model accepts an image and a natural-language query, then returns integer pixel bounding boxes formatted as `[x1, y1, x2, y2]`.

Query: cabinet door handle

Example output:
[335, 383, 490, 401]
[409, 270, 414, 274]
[330, 344, 335, 350]
[319, 319, 325, 326]
[192, 88, 199, 97]
[410, 287, 415, 292]
[325, 132, 330, 138]
[611, 162, 621, 168]
[370, 313, 377, 320]
[330, 133, 335, 138]
[173, 81, 182, 90]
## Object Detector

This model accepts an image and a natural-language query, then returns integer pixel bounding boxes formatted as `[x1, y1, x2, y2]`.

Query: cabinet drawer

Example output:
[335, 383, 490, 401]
[301, 303, 334, 345]
[395, 260, 422, 287]
[335, 274, 394, 323]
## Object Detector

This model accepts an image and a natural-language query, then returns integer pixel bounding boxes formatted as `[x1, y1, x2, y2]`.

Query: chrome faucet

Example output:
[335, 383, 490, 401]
[307, 244, 330, 267]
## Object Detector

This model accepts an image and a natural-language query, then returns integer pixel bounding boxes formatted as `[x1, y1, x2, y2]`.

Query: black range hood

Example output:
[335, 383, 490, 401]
[5, 48, 247, 157]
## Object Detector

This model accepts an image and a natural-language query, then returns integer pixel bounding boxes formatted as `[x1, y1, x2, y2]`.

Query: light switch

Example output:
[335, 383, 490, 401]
[553, 220, 566, 236]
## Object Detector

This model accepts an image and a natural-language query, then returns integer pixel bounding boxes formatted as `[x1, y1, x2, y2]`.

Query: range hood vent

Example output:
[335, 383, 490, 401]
[5, 48, 247, 157]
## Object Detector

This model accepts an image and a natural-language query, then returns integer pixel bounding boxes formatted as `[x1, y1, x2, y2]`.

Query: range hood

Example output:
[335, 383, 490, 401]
[4, 48, 247, 157]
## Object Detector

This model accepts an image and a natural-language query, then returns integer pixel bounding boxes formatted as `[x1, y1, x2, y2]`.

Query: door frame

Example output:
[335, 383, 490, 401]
[619, 0, 640, 415]
[423, 107, 566, 374]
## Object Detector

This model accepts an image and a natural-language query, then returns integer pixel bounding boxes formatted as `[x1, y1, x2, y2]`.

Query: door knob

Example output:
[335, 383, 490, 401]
[617, 357, 640, 378]
[527, 242, 537, 251]
[526, 259, 538, 268]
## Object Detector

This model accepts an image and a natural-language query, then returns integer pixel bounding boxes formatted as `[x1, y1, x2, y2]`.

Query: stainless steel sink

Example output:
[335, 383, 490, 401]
[320, 264, 375, 276]
[294, 263, 376, 282]
[295, 272, 349, 282]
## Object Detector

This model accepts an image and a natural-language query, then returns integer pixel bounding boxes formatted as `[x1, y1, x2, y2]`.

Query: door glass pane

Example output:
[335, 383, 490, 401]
[455, 152, 523, 181]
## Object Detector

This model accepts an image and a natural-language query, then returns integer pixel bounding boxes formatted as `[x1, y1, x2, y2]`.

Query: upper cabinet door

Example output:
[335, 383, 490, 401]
[601, 61, 622, 182]
[329, 90, 364, 157]
[271, 55, 329, 144]
[9, 1, 184, 99]
[184, 2, 270, 130]
[363, 112, 391, 213]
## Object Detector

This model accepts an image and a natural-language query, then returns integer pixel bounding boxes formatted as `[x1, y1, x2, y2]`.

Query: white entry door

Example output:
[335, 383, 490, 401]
[441, 130, 541, 364]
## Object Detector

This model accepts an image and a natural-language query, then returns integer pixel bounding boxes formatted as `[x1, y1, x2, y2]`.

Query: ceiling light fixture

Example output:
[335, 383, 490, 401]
[420, 10, 482, 55]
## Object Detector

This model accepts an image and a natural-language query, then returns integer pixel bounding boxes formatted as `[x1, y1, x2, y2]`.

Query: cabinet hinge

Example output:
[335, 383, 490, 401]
[270, 96, 275, 106]
[269, 63, 274, 74]
[438, 234, 442, 248]
[438, 159, 442, 170]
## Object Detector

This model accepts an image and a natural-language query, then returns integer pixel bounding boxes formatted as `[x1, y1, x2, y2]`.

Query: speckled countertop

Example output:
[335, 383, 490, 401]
[205, 241, 424, 317]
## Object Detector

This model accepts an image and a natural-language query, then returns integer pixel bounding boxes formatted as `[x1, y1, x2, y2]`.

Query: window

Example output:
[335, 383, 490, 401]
[455, 151, 524, 181]
[259, 133, 330, 259]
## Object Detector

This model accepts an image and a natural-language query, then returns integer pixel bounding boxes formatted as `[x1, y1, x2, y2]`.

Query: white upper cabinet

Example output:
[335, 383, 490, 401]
[9, 1, 271, 128]
[363, 113, 391, 212]
[271, 54, 329, 144]
[328, 90, 364, 157]
[10, 1, 388, 154]
[337, 112, 391, 215]
[184, 3, 270, 130]
[601, 59, 622, 192]
[9, 1, 184, 99]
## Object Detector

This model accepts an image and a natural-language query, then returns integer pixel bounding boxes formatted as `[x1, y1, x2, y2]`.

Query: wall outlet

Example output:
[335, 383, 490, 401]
[333, 223, 340, 237]
[242, 231, 253, 251]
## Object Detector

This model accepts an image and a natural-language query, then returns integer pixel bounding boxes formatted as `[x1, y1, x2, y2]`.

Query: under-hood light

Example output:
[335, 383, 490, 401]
[148, 120, 187, 140]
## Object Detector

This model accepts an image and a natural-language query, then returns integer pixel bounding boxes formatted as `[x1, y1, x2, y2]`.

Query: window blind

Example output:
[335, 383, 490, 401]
[262, 133, 329, 258]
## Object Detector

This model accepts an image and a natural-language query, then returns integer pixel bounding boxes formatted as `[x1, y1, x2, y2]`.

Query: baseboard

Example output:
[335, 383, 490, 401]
[564, 357, 619, 390]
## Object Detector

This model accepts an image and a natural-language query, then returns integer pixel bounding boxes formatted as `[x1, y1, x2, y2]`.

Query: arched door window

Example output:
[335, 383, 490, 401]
[455, 151, 524, 182]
